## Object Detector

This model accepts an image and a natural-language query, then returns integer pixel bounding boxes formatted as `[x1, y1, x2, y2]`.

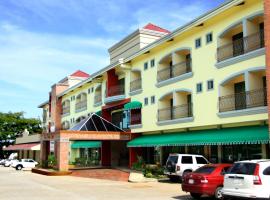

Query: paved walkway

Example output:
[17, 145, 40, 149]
[0, 166, 195, 200]
[70, 168, 130, 181]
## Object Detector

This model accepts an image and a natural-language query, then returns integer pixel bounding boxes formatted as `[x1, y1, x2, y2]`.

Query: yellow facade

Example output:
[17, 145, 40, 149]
[60, 0, 267, 135]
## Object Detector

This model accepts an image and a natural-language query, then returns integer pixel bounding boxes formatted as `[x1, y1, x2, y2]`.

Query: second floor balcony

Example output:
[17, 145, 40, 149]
[219, 88, 267, 113]
[75, 100, 87, 112]
[130, 78, 142, 93]
[158, 103, 193, 122]
[62, 106, 70, 116]
[94, 94, 102, 105]
[104, 84, 126, 104]
[217, 30, 264, 63]
[157, 60, 192, 83]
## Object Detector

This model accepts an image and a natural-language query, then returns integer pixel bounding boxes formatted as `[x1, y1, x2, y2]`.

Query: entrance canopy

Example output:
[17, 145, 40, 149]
[127, 126, 269, 147]
[71, 141, 101, 148]
[70, 113, 124, 132]
[124, 101, 142, 110]
[3, 143, 40, 151]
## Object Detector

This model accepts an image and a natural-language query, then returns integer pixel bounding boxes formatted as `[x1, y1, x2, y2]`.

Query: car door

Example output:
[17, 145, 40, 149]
[224, 162, 256, 192]
[261, 165, 270, 196]
[27, 159, 35, 168]
[181, 156, 194, 172]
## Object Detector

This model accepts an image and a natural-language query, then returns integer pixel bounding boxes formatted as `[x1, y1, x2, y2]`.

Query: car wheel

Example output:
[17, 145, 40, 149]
[215, 187, 223, 199]
[16, 165, 23, 170]
[190, 193, 201, 199]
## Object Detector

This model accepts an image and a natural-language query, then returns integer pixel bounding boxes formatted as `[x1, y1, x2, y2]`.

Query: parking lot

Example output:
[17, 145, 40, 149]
[0, 167, 198, 200]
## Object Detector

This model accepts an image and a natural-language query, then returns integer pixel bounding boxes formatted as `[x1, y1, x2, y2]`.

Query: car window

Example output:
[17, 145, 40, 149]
[181, 156, 193, 164]
[196, 157, 208, 164]
[228, 163, 256, 175]
[194, 166, 216, 174]
[263, 166, 270, 175]
[221, 166, 231, 175]
[167, 156, 178, 164]
[29, 160, 34, 162]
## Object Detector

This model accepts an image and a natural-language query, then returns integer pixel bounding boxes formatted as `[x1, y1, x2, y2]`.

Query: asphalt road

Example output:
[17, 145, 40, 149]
[0, 167, 196, 200]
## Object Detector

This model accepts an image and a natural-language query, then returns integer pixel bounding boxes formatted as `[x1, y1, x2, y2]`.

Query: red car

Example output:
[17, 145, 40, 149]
[182, 164, 232, 199]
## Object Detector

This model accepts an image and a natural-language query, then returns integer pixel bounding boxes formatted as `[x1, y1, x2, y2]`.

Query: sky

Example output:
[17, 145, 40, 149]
[0, 0, 225, 119]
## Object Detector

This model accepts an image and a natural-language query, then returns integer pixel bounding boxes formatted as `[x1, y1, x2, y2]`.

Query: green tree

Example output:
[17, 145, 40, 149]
[0, 112, 42, 158]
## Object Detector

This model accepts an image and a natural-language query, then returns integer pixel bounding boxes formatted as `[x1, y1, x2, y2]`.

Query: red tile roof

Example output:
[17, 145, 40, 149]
[3, 143, 40, 150]
[70, 70, 90, 78]
[143, 23, 170, 33]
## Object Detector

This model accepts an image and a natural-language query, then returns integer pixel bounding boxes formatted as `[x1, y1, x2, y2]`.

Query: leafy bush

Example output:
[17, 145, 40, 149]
[47, 154, 57, 168]
[132, 156, 145, 171]
[143, 164, 164, 178]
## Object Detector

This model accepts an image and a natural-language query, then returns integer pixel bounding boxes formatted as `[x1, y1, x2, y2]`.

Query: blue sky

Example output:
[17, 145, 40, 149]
[0, 0, 225, 119]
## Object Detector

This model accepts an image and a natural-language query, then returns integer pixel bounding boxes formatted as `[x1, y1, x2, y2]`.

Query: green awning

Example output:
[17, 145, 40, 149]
[127, 126, 270, 147]
[71, 141, 101, 149]
[124, 101, 142, 110]
[95, 110, 102, 116]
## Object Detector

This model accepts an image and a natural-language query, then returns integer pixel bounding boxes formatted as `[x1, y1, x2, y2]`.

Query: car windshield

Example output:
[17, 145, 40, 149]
[228, 163, 257, 175]
[194, 166, 216, 174]
[167, 156, 178, 164]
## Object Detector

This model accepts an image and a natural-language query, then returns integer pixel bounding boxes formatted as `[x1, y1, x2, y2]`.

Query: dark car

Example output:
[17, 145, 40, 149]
[182, 164, 232, 199]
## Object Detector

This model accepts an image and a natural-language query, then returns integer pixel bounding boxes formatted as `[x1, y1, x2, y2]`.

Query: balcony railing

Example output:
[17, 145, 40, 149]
[130, 113, 142, 125]
[94, 94, 102, 104]
[62, 106, 70, 115]
[157, 60, 191, 82]
[106, 85, 125, 97]
[130, 78, 142, 92]
[219, 88, 267, 112]
[158, 103, 193, 121]
[217, 31, 264, 62]
[75, 101, 87, 112]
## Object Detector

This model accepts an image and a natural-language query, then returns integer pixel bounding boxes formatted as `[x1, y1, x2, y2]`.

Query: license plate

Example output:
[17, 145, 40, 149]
[188, 179, 194, 184]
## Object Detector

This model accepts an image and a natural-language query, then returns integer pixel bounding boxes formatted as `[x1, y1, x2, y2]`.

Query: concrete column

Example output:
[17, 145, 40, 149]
[217, 145, 222, 163]
[40, 141, 49, 167]
[262, 144, 267, 159]
[56, 140, 69, 171]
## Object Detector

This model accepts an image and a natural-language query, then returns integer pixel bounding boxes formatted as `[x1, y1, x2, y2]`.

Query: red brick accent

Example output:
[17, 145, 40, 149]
[56, 141, 69, 171]
[101, 141, 111, 166]
[265, 0, 270, 129]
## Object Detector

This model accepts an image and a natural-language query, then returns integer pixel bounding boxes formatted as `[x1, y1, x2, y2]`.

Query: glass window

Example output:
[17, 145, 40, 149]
[263, 166, 270, 175]
[150, 59, 155, 67]
[196, 157, 208, 164]
[167, 155, 178, 164]
[181, 156, 193, 164]
[228, 163, 257, 175]
[144, 97, 148, 105]
[206, 33, 213, 43]
[207, 80, 214, 90]
[195, 38, 201, 48]
[88, 89, 91, 94]
[144, 62, 148, 70]
[196, 83, 202, 93]
[195, 166, 216, 174]
[151, 96, 155, 104]
[91, 87, 94, 93]
[221, 166, 232, 175]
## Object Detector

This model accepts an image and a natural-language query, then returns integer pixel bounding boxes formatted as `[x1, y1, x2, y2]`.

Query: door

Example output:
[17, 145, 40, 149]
[170, 98, 174, 119]
[186, 54, 191, 71]
[118, 78, 125, 94]
[111, 111, 123, 128]
[187, 94, 192, 117]
[232, 32, 244, 56]
[169, 61, 173, 78]
[234, 82, 246, 110]
[260, 23, 264, 48]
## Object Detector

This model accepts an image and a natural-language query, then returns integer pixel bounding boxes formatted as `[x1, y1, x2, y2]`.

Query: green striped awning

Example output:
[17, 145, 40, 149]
[124, 101, 142, 110]
[71, 141, 101, 149]
[127, 126, 270, 147]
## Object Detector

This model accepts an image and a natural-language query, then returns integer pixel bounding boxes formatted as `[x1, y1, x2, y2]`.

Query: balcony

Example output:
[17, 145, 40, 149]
[158, 103, 193, 122]
[219, 88, 267, 113]
[104, 85, 126, 104]
[75, 101, 87, 113]
[130, 78, 142, 93]
[157, 60, 192, 83]
[130, 112, 142, 126]
[217, 31, 264, 62]
[61, 106, 70, 116]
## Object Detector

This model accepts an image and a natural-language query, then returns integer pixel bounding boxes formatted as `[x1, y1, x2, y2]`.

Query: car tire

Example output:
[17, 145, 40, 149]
[16, 165, 23, 170]
[190, 193, 201, 199]
[214, 187, 223, 199]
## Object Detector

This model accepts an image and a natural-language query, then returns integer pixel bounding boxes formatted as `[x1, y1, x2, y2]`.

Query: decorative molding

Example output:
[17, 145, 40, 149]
[156, 72, 193, 88]
[129, 89, 143, 96]
[157, 117, 194, 126]
[217, 106, 267, 118]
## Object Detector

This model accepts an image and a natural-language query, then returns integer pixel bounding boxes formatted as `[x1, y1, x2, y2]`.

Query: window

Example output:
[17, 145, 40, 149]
[221, 166, 232, 175]
[151, 96, 155, 104]
[196, 157, 208, 164]
[144, 97, 148, 105]
[194, 166, 216, 174]
[206, 33, 213, 44]
[263, 166, 270, 175]
[228, 163, 257, 175]
[167, 155, 178, 164]
[91, 87, 94, 93]
[181, 156, 193, 164]
[150, 59, 155, 67]
[144, 62, 148, 70]
[207, 80, 214, 90]
[195, 38, 201, 48]
[88, 88, 91, 94]
[196, 83, 202, 93]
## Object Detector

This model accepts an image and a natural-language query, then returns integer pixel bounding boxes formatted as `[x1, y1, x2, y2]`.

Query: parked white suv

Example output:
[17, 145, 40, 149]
[12, 159, 38, 170]
[222, 159, 270, 199]
[164, 154, 209, 181]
